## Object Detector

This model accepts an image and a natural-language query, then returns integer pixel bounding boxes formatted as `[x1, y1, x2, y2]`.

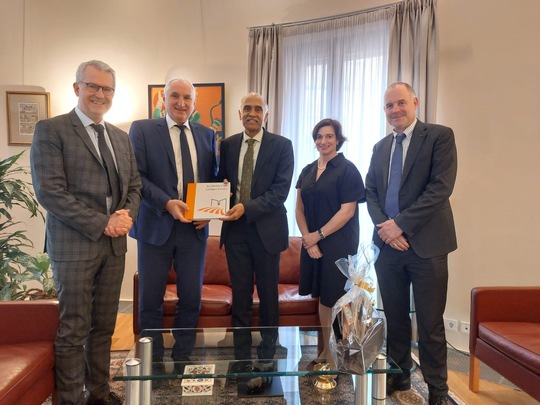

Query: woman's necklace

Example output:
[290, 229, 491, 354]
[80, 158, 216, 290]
[317, 159, 327, 170]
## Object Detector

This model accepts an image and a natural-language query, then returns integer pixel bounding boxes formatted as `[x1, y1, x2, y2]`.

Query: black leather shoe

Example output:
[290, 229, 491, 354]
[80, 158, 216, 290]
[171, 354, 190, 374]
[428, 392, 448, 405]
[172, 354, 191, 362]
[252, 360, 276, 372]
[230, 360, 255, 374]
[152, 357, 165, 375]
[246, 375, 273, 394]
[386, 373, 411, 395]
[88, 392, 122, 405]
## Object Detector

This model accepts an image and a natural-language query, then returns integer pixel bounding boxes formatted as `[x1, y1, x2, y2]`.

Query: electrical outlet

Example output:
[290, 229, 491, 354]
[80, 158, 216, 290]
[444, 318, 458, 331]
[460, 321, 470, 333]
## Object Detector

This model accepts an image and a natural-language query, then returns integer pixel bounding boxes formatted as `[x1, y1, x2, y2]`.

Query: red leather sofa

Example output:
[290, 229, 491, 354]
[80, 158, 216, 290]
[133, 235, 320, 337]
[0, 300, 59, 405]
[469, 286, 540, 401]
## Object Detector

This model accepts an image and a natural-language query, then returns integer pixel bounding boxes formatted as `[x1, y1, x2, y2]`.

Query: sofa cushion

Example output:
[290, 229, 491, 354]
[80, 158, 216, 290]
[251, 284, 319, 316]
[201, 285, 233, 316]
[479, 321, 540, 375]
[278, 237, 301, 284]
[0, 342, 55, 405]
[164, 284, 233, 317]
[275, 284, 319, 315]
[203, 237, 230, 285]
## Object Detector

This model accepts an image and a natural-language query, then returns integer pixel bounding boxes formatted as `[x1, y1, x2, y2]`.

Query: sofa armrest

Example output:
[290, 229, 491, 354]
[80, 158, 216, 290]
[279, 237, 302, 284]
[0, 300, 59, 344]
[469, 286, 540, 354]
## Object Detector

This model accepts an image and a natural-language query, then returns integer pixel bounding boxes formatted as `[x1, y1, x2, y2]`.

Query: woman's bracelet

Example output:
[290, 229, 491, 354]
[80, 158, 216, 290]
[318, 229, 325, 240]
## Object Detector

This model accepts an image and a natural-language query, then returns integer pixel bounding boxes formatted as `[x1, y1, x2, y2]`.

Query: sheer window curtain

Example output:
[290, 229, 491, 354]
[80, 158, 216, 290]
[280, 10, 393, 244]
[247, 0, 439, 244]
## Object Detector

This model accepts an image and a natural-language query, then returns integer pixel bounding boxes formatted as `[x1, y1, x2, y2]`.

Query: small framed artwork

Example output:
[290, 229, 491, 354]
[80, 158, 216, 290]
[147, 83, 225, 155]
[6, 91, 50, 145]
[148, 84, 166, 119]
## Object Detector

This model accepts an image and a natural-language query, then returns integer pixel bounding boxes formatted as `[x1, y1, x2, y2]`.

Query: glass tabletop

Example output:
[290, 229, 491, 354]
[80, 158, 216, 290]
[113, 326, 399, 382]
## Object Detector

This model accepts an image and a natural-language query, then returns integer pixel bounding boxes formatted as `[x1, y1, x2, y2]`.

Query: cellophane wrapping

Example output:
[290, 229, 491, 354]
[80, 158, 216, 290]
[329, 244, 385, 374]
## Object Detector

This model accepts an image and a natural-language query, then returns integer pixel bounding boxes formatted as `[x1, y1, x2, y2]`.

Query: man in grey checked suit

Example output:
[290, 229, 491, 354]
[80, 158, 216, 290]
[31, 60, 141, 405]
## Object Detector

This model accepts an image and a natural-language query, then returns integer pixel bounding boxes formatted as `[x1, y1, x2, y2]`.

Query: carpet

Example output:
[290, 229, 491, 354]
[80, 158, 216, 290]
[387, 365, 464, 405]
[44, 349, 463, 404]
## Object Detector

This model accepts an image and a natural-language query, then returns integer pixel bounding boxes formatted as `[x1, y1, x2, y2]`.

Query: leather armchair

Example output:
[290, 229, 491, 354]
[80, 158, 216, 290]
[469, 286, 540, 401]
[0, 300, 59, 405]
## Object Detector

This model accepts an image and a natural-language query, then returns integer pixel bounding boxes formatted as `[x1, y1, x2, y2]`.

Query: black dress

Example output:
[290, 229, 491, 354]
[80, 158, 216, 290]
[296, 153, 365, 307]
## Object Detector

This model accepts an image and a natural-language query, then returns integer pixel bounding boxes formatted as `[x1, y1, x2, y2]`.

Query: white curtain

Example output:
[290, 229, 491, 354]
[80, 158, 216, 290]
[247, 0, 439, 244]
[280, 9, 394, 244]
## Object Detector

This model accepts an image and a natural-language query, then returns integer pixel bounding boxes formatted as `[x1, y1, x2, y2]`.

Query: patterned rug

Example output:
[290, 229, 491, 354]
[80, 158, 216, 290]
[44, 350, 463, 404]
[387, 365, 464, 405]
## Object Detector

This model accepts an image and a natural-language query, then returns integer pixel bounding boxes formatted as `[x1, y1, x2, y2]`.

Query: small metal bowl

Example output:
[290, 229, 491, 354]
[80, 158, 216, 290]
[313, 363, 337, 390]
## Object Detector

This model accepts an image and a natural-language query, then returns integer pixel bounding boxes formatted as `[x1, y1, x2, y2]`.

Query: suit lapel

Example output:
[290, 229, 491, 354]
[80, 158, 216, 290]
[381, 134, 393, 187]
[104, 123, 121, 152]
[191, 124, 206, 180]
[69, 110, 102, 164]
[252, 130, 273, 188]
[402, 121, 427, 183]
[230, 134, 243, 185]
[155, 119, 177, 173]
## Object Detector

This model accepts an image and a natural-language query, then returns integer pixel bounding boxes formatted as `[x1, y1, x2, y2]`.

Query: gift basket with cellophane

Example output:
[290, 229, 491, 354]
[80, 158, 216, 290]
[329, 243, 385, 374]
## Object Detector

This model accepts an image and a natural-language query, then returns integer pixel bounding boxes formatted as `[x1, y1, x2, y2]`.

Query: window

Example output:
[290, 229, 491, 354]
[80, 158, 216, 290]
[280, 12, 392, 246]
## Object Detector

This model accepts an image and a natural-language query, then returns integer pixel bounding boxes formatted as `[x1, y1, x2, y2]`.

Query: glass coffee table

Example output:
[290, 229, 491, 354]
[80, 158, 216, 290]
[113, 326, 399, 404]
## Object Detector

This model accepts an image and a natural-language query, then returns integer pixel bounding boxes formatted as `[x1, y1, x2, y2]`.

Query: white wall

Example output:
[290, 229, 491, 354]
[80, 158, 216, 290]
[437, 0, 540, 350]
[2, 0, 539, 351]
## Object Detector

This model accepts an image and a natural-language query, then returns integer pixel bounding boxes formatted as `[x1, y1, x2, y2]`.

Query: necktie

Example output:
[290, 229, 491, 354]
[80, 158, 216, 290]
[239, 138, 256, 204]
[177, 125, 194, 200]
[91, 124, 120, 212]
[385, 133, 406, 219]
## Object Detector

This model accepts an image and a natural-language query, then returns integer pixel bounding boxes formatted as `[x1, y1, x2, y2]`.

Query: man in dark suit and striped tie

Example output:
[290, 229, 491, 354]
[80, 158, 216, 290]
[31, 60, 142, 405]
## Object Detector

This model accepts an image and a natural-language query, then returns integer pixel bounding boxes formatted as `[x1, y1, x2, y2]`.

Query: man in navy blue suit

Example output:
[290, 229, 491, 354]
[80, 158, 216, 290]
[219, 93, 294, 360]
[129, 79, 218, 361]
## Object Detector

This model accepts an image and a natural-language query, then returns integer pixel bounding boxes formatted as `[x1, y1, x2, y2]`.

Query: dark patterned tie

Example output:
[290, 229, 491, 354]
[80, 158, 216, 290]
[91, 124, 120, 212]
[385, 133, 406, 219]
[177, 125, 194, 200]
[239, 138, 256, 204]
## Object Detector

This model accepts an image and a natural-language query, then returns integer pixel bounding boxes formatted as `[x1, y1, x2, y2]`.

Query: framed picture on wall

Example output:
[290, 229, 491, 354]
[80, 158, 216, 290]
[147, 82, 225, 156]
[6, 91, 50, 145]
[148, 84, 166, 119]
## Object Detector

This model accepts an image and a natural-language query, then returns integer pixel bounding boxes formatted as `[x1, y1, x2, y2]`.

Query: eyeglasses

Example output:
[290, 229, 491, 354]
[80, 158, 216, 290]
[80, 82, 115, 96]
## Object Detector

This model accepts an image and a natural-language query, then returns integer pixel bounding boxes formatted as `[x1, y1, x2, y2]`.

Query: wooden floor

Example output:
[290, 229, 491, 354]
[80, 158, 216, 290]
[111, 313, 134, 352]
[111, 313, 538, 404]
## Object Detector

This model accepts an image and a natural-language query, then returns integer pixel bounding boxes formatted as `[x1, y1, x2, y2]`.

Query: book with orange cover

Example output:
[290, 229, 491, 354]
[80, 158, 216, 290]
[185, 182, 230, 220]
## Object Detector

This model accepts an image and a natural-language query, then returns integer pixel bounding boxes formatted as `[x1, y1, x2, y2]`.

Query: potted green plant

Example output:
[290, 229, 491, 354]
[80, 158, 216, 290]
[0, 150, 56, 300]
